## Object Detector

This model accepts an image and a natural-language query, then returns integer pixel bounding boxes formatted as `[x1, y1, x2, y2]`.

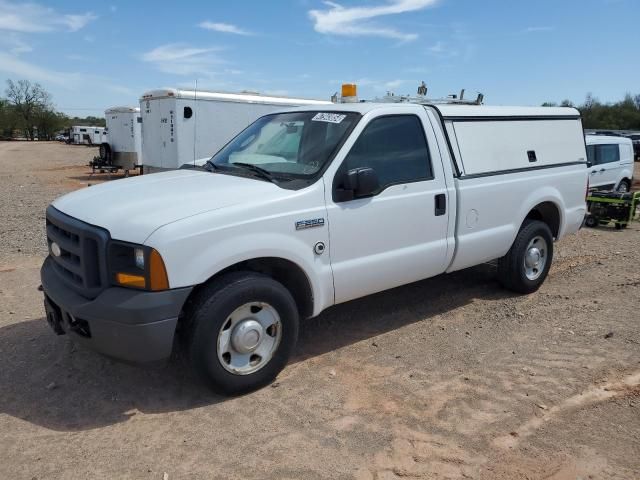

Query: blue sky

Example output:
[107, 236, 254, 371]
[0, 0, 638, 117]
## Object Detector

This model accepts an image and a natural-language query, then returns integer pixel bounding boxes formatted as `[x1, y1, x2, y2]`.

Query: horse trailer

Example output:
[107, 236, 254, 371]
[70, 126, 106, 145]
[98, 106, 143, 175]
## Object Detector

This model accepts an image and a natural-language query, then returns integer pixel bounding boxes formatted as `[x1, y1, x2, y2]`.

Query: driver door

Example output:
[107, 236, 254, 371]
[325, 110, 450, 304]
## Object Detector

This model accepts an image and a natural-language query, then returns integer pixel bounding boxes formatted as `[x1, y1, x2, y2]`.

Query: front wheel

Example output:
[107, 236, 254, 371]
[498, 220, 554, 294]
[186, 272, 299, 394]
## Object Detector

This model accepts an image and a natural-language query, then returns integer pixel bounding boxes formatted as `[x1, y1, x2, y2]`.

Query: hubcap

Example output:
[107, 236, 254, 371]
[217, 302, 281, 375]
[617, 183, 629, 193]
[523, 236, 547, 281]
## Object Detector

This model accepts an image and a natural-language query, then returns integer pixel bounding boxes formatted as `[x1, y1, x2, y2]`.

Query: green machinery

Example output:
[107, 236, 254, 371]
[585, 190, 640, 229]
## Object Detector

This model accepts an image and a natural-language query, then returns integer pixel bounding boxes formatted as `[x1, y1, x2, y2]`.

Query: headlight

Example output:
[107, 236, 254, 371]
[108, 241, 169, 291]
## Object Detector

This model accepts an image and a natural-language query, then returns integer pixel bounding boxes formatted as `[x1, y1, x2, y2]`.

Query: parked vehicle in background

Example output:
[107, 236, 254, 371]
[41, 87, 588, 394]
[69, 125, 107, 146]
[625, 133, 640, 161]
[585, 134, 634, 192]
[139, 88, 330, 172]
[54, 134, 68, 142]
[97, 106, 143, 176]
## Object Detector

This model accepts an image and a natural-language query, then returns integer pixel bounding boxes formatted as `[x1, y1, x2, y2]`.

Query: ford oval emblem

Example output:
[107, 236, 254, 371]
[51, 242, 61, 257]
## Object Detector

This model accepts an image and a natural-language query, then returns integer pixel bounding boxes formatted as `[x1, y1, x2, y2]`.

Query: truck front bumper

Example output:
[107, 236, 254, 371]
[41, 257, 192, 363]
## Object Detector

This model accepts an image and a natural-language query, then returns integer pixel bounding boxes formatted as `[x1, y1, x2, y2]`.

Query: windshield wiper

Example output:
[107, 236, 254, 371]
[204, 159, 219, 172]
[231, 162, 279, 183]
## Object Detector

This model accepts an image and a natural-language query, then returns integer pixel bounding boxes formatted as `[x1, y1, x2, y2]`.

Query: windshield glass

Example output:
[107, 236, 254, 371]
[209, 111, 359, 179]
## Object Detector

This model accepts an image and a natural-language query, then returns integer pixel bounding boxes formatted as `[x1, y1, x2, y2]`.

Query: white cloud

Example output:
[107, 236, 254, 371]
[0, 52, 133, 97]
[428, 41, 445, 53]
[0, 34, 32, 55]
[0, 1, 97, 33]
[141, 43, 224, 76]
[308, 0, 438, 42]
[384, 79, 404, 89]
[524, 26, 554, 33]
[198, 21, 253, 35]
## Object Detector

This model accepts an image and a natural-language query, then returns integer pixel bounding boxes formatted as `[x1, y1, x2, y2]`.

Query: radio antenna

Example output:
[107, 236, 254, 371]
[193, 79, 198, 166]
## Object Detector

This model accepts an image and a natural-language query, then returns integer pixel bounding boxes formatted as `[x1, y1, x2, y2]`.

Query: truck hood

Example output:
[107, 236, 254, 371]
[52, 170, 288, 244]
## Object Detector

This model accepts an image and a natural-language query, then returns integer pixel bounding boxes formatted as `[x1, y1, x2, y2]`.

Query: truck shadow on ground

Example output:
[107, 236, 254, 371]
[0, 263, 514, 432]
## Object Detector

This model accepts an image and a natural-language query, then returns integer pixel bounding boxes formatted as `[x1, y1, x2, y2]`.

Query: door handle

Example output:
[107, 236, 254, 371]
[435, 194, 446, 216]
[599, 168, 605, 172]
[590, 171, 597, 175]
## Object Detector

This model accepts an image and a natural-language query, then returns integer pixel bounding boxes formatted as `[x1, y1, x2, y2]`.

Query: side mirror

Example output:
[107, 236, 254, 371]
[335, 167, 380, 202]
[586, 161, 592, 168]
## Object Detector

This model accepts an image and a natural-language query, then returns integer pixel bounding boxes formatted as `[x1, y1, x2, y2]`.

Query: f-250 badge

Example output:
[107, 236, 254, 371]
[295, 218, 325, 230]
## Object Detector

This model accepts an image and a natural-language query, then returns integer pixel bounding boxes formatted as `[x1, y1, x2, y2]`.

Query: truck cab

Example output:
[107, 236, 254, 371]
[41, 96, 588, 394]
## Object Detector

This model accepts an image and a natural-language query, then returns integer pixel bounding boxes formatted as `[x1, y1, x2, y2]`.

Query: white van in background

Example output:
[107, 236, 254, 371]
[139, 89, 330, 172]
[586, 134, 634, 192]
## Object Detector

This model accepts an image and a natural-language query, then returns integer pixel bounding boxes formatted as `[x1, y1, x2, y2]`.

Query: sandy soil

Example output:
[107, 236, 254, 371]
[0, 141, 639, 480]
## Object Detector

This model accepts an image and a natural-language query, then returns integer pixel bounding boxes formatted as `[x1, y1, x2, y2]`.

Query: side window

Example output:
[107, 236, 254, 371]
[586, 145, 596, 165]
[342, 115, 432, 190]
[596, 144, 620, 164]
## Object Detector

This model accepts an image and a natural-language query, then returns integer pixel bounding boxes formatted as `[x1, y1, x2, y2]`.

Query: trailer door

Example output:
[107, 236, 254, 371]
[141, 98, 176, 169]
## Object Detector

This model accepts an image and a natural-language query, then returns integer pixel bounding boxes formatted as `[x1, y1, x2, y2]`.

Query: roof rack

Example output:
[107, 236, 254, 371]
[331, 82, 484, 106]
[374, 83, 484, 105]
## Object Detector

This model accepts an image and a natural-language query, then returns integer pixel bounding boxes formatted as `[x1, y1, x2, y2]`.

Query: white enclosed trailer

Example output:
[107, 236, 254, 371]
[139, 89, 330, 171]
[70, 126, 106, 145]
[101, 106, 143, 174]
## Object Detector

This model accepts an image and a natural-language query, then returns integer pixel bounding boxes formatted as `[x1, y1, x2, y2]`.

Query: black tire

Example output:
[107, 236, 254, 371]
[498, 220, 554, 294]
[186, 272, 299, 395]
[584, 215, 598, 228]
[616, 180, 630, 193]
[99, 143, 112, 164]
[615, 223, 622, 230]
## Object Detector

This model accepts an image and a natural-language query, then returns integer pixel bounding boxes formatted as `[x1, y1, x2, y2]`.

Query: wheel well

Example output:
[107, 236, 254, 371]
[188, 257, 314, 320]
[525, 202, 560, 238]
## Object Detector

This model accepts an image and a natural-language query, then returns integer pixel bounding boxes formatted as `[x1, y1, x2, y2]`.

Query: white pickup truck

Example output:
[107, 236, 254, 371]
[41, 101, 588, 393]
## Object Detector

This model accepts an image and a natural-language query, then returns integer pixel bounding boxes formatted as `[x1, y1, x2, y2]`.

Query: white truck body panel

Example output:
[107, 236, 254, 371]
[139, 89, 331, 171]
[104, 107, 142, 169]
[451, 119, 586, 175]
[52, 102, 588, 317]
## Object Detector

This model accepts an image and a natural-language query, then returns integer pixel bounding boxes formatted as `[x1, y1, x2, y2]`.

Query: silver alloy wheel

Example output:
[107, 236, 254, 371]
[523, 235, 547, 281]
[617, 182, 629, 193]
[217, 302, 282, 375]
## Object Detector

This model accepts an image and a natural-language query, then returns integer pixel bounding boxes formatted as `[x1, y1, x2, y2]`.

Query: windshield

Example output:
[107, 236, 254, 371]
[209, 111, 359, 179]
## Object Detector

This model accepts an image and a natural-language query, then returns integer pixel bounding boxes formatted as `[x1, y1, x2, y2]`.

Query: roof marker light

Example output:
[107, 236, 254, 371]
[341, 83, 357, 103]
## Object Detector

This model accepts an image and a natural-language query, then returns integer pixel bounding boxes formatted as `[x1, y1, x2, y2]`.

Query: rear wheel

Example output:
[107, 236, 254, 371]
[616, 180, 630, 193]
[186, 272, 299, 394]
[498, 220, 554, 294]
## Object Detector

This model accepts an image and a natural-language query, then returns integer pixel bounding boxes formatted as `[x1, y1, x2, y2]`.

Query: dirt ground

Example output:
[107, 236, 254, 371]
[0, 141, 639, 480]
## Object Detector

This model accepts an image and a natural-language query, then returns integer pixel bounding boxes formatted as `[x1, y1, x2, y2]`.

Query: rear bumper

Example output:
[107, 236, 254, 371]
[41, 256, 192, 363]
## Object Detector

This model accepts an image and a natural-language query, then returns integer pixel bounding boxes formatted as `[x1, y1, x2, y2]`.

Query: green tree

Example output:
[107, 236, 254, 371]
[5, 79, 53, 140]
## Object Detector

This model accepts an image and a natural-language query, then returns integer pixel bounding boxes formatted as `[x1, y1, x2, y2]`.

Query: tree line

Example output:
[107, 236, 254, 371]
[1, 78, 639, 140]
[542, 93, 640, 130]
[0, 79, 105, 141]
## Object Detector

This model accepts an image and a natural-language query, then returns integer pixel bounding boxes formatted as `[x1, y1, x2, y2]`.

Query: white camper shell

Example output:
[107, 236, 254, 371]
[102, 106, 143, 173]
[70, 126, 107, 145]
[139, 89, 330, 172]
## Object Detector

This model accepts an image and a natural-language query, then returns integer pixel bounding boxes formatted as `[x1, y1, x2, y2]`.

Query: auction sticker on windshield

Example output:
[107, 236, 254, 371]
[312, 113, 347, 124]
